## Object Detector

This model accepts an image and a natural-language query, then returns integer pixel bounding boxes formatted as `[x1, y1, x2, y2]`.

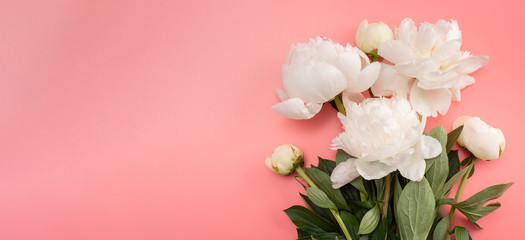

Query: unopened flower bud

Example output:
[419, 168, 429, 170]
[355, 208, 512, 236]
[265, 144, 304, 175]
[356, 19, 394, 53]
[453, 116, 505, 160]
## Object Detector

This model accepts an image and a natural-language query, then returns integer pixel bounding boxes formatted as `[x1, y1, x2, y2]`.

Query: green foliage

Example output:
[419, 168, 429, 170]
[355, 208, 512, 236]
[358, 204, 380, 235]
[284, 205, 338, 235]
[455, 183, 513, 209]
[432, 217, 450, 240]
[316, 157, 337, 175]
[446, 150, 460, 181]
[306, 168, 349, 210]
[283, 127, 511, 240]
[336, 150, 354, 165]
[306, 187, 338, 210]
[453, 226, 472, 240]
[339, 211, 360, 240]
[425, 125, 449, 198]
[396, 178, 435, 240]
[446, 125, 463, 153]
[301, 193, 333, 222]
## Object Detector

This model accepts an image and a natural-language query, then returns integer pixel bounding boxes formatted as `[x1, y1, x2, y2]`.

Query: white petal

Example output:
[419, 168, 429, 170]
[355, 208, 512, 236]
[348, 62, 380, 92]
[409, 84, 452, 117]
[275, 88, 288, 101]
[417, 70, 460, 90]
[397, 153, 426, 181]
[467, 132, 501, 160]
[397, 18, 417, 47]
[433, 40, 462, 64]
[416, 23, 437, 55]
[372, 64, 414, 97]
[396, 58, 440, 78]
[396, 142, 426, 181]
[281, 63, 347, 103]
[446, 20, 462, 41]
[451, 88, 461, 101]
[265, 157, 275, 171]
[434, 19, 451, 43]
[456, 56, 489, 74]
[355, 19, 368, 48]
[420, 135, 442, 159]
[496, 129, 506, 154]
[342, 91, 365, 106]
[331, 158, 360, 189]
[336, 50, 362, 85]
[355, 157, 396, 180]
[460, 117, 489, 146]
[453, 115, 471, 128]
[271, 98, 323, 120]
[378, 40, 417, 64]
[455, 75, 475, 90]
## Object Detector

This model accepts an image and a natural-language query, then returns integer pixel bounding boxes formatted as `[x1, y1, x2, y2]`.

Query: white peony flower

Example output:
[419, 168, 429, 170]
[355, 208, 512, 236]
[272, 36, 381, 119]
[453, 116, 505, 160]
[330, 97, 442, 188]
[356, 19, 394, 53]
[372, 18, 488, 117]
[265, 144, 304, 175]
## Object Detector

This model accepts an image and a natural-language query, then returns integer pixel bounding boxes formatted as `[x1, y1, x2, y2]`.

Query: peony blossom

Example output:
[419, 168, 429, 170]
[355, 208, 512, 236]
[356, 19, 394, 53]
[330, 97, 441, 188]
[265, 144, 304, 175]
[453, 116, 505, 160]
[272, 36, 380, 119]
[372, 18, 488, 117]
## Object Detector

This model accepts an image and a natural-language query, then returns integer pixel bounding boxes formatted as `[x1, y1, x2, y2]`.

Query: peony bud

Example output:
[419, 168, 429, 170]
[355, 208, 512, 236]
[265, 144, 304, 175]
[355, 19, 394, 53]
[453, 116, 505, 160]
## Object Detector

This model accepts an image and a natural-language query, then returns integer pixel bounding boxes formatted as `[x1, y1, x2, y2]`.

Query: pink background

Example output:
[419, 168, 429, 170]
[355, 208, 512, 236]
[1, 0, 523, 239]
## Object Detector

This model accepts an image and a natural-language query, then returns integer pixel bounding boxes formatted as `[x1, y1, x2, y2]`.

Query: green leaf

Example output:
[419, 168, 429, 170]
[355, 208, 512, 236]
[466, 163, 475, 179]
[306, 168, 349, 210]
[460, 154, 476, 166]
[375, 178, 386, 201]
[447, 150, 460, 181]
[455, 183, 513, 208]
[336, 149, 354, 165]
[425, 125, 449, 198]
[306, 188, 338, 210]
[453, 226, 472, 240]
[284, 206, 338, 235]
[358, 204, 380, 235]
[350, 177, 368, 199]
[369, 218, 387, 240]
[457, 203, 501, 226]
[297, 229, 310, 239]
[316, 157, 337, 175]
[310, 233, 344, 240]
[432, 217, 450, 240]
[396, 178, 435, 240]
[436, 166, 470, 198]
[393, 174, 403, 227]
[339, 211, 360, 240]
[353, 200, 375, 209]
[436, 198, 457, 206]
[446, 125, 463, 153]
[301, 193, 333, 222]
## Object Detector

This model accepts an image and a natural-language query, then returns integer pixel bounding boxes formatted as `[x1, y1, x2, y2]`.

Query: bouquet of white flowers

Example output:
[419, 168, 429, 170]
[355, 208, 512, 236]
[266, 18, 511, 240]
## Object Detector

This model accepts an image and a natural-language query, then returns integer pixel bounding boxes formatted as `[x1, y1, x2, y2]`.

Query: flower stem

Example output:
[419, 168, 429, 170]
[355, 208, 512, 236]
[331, 209, 352, 240]
[447, 156, 476, 227]
[382, 174, 391, 219]
[368, 88, 376, 98]
[294, 166, 352, 240]
[294, 166, 318, 188]
[334, 95, 346, 116]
